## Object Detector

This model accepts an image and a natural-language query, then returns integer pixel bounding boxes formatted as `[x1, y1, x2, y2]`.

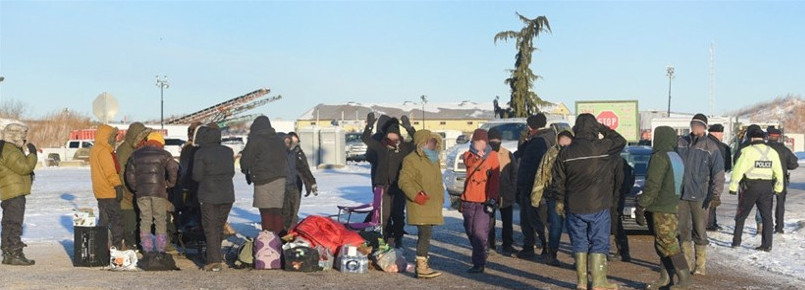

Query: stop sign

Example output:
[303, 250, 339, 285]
[597, 111, 619, 130]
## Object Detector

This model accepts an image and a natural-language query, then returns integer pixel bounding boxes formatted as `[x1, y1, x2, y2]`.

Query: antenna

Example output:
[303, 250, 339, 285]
[709, 41, 715, 117]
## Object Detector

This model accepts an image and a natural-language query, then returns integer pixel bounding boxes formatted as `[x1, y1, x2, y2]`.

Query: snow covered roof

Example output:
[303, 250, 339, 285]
[298, 101, 496, 120]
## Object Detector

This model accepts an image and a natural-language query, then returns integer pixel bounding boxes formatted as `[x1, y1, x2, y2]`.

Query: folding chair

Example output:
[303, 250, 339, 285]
[336, 186, 383, 233]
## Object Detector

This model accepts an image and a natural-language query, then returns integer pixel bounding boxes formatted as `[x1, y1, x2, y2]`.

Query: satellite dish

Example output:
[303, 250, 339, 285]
[93, 92, 119, 124]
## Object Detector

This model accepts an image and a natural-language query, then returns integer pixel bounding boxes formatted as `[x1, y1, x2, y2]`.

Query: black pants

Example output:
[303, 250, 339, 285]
[518, 189, 547, 251]
[416, 225, 432, 257]
[488, 206, 514, 249]
[98, 198, 124, 248]
[281, 185, 301, 230]
[775, 189, 787, 232]
[733, 180, 774, 249]
[610, 206, 630, 255]
[1, 196, 26, 251]
[381, 184, 406, 242]
[201, 202, 233, 264]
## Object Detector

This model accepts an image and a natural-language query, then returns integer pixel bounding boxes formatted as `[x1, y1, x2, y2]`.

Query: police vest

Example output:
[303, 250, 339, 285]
[742, 144, 776, 181]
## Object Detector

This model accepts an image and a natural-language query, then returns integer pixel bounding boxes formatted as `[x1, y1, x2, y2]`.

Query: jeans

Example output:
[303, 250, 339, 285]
[566, 209, 611, 254]
[546, 199, 565, 250]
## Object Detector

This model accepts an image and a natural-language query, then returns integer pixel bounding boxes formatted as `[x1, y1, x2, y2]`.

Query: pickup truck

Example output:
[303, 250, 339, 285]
[40, 140, 94, 166]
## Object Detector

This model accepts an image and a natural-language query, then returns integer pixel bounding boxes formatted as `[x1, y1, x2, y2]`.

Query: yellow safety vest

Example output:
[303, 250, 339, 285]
[729, 143, 784, 193]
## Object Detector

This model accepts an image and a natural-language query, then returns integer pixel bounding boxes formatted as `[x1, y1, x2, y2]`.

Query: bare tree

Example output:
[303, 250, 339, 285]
[0, 99, 27, 120]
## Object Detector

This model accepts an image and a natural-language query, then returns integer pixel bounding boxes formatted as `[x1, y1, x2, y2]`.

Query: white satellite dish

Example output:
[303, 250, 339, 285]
[93, 92, 119, 124]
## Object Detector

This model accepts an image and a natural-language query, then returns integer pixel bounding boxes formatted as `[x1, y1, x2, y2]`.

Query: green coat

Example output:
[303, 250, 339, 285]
[398, 130, 444, 226]
[116, 122, 151, 209]
[0, 143, 37, 201]
[638, 126, 681, 214]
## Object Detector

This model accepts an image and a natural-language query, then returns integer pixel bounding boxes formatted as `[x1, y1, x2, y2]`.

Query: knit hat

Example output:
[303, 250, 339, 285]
[691, 113, 708, 127]
[527, 113, 547, 129]
[748, 128, 765, 139]
[147, 131, 165, 146]
[487, 128, 502, 141]
[708, 124, 724, 133]
[472, 129, 489, 142]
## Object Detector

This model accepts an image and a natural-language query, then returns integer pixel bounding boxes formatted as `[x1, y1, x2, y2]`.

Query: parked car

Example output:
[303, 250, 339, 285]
[345, 132, 367, 162]
[40, 139, 94, 166]
[222, 135, 248, 156]
[456, 134, 470, 145]
[442, 119, 571, 209]
[164, 138, 186, 160]
[620, 146, 652, 231]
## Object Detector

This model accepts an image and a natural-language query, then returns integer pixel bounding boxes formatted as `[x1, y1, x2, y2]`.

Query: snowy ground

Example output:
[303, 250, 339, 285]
[3, 161, 804, 288]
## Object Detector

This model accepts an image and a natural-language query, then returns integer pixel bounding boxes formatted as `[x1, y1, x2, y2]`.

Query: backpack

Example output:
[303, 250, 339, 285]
[531, 146, 560, 207]
[138, 252, 179, 271]
[253, 230, 282, 270]
[232, 237, 254, 269]
[282, 246, 321, 272]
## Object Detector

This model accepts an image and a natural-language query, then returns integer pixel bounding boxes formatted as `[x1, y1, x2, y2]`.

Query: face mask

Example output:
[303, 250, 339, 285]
[423, 148, 439, 163]
[490, 141, 501, 151]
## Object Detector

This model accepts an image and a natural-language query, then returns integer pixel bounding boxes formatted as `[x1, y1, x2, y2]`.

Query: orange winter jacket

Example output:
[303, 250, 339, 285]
[90, 125, 122, 199]
[461, 148, 500, 203]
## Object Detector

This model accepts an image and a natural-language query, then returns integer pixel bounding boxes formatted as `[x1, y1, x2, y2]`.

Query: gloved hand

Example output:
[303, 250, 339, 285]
[115, 186, 124, 202]
[26, 143, 37, 155]
[710, 195, 722, 208]
[366, 113, 377, 128]
[555, 201, 565, 218]
[635, 206, 647, 226]
[401, 115, 412, 129]
[244, 171, 252, 185]
[414, 191, 430, 205]
[311, 184, 318, 196]
[729, 190, 737, 195]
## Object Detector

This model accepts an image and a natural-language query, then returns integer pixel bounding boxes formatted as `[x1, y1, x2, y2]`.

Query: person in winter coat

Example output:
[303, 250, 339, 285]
[125, 132, 179, 255]
[398, 129, 444, 279]
[487, 128, 518, 256]
[515, 113, 554, 260]
[610, 157, 633, 262]
[191, 126, 235, 272]
[240, 116, 287, 234]
[362, 113, 416, 248]
[89, 124, 126, 249]
[552, 114, 626, 290]
[675, 114, 725, 276]
[0, 123, 37, 266]
[706, 124, 732, 232]
[541, 130, 573, 266]
[730, 128, 784, 252]
[765, 127, 798, 234]
[177, 121, 203, 234]
[366, 114, 393, 181]
[636, 126, 692, 289]
[286, 132, 318, 197]
[461, 129, 500, 274]
[115, 122, 151, 250]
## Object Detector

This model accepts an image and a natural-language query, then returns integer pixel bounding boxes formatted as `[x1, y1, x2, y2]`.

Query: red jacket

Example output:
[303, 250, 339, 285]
[462, 149, 500, 203]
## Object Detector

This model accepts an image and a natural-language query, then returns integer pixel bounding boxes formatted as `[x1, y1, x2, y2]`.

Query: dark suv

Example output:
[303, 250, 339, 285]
[620, 146, 652, 231]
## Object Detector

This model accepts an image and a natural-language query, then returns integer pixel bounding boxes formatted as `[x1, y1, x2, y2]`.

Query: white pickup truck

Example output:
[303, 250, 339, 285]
[40, 140, 94, 166]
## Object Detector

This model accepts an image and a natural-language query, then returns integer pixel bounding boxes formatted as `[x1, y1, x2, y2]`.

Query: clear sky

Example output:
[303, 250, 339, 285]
[1, 1, 803, 122]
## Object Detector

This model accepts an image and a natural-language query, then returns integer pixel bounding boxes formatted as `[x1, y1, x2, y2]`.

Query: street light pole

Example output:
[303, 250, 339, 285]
[420, 95, 428, 130]
[666, 66, 675, 117]
[156, 75, 170, 129]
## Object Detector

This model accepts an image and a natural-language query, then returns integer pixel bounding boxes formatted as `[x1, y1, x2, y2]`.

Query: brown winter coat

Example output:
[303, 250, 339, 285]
[398, 130, 444, 226]
[90, 124, 122, 199]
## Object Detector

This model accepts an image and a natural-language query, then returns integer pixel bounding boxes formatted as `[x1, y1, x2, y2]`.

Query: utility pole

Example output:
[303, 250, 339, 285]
[666, 66, 675, 117]
[156, 75, 170, 129]
[420, 95, 428, 130]
[709, 42, 715, 117]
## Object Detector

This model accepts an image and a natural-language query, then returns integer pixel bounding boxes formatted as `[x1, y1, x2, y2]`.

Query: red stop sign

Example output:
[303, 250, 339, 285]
[597, 111, 619, 130]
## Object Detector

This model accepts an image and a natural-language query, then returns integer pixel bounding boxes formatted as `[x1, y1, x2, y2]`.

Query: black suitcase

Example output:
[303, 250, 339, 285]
[73, 226, 110, 267]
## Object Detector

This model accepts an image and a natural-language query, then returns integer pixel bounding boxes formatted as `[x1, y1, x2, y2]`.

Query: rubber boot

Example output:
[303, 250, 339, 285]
[574, 253, 589, 290]
[140, 233, 154, 253]
[670, 252, 693, 290]
[692, 245, 706, 275]
[590, 253, 619, 290]
[681, 241, 694, 271]
[155, 234, 169, 253]
[645, 257, 670, 289]
[545, 248, 560, 267]
[415, 256, 442, 279]
[2, 249, 35, 266]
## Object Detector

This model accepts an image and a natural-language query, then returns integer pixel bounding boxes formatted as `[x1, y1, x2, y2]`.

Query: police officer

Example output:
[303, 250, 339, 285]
[729, 128, 784, 252]
[765, 127, 798, 234]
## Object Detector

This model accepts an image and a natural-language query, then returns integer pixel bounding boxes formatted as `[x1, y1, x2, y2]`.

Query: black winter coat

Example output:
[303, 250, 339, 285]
[179, 144, 199, 193]
[125, 145, 179, 199]
[515, 128, 556, 193]
[552, 114, 627, 214]
[708, 134, 733, 172]
[292, 145, 317, 194]
[768, 141, 799, 184]
[192, 126, 235, 204]
[240, 116, 287, 185]
[366, 114, 392, 182]
[362, 117, 415, 186]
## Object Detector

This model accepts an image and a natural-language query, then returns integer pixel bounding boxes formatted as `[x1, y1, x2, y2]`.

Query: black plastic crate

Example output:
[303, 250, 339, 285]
[73, 226, 110, 267]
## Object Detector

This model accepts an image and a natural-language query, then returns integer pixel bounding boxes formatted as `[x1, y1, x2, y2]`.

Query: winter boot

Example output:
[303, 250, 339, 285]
[692, 245, 706, 275]
[415, 256, 442, 279]
[2, 249, 35, 266]
[467, 265, 485, 273]
[616, 235, 631, 262]
[574, 253, 589, 290]
[545, 248, 561, 267]
[155, 234, 169, 253]
[681, 241, 694, 272]
[140, 233, 154, 253]
[670, 252, 693, 289]
[590, 253, 619, 290]
[645, 257, 670, 289]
